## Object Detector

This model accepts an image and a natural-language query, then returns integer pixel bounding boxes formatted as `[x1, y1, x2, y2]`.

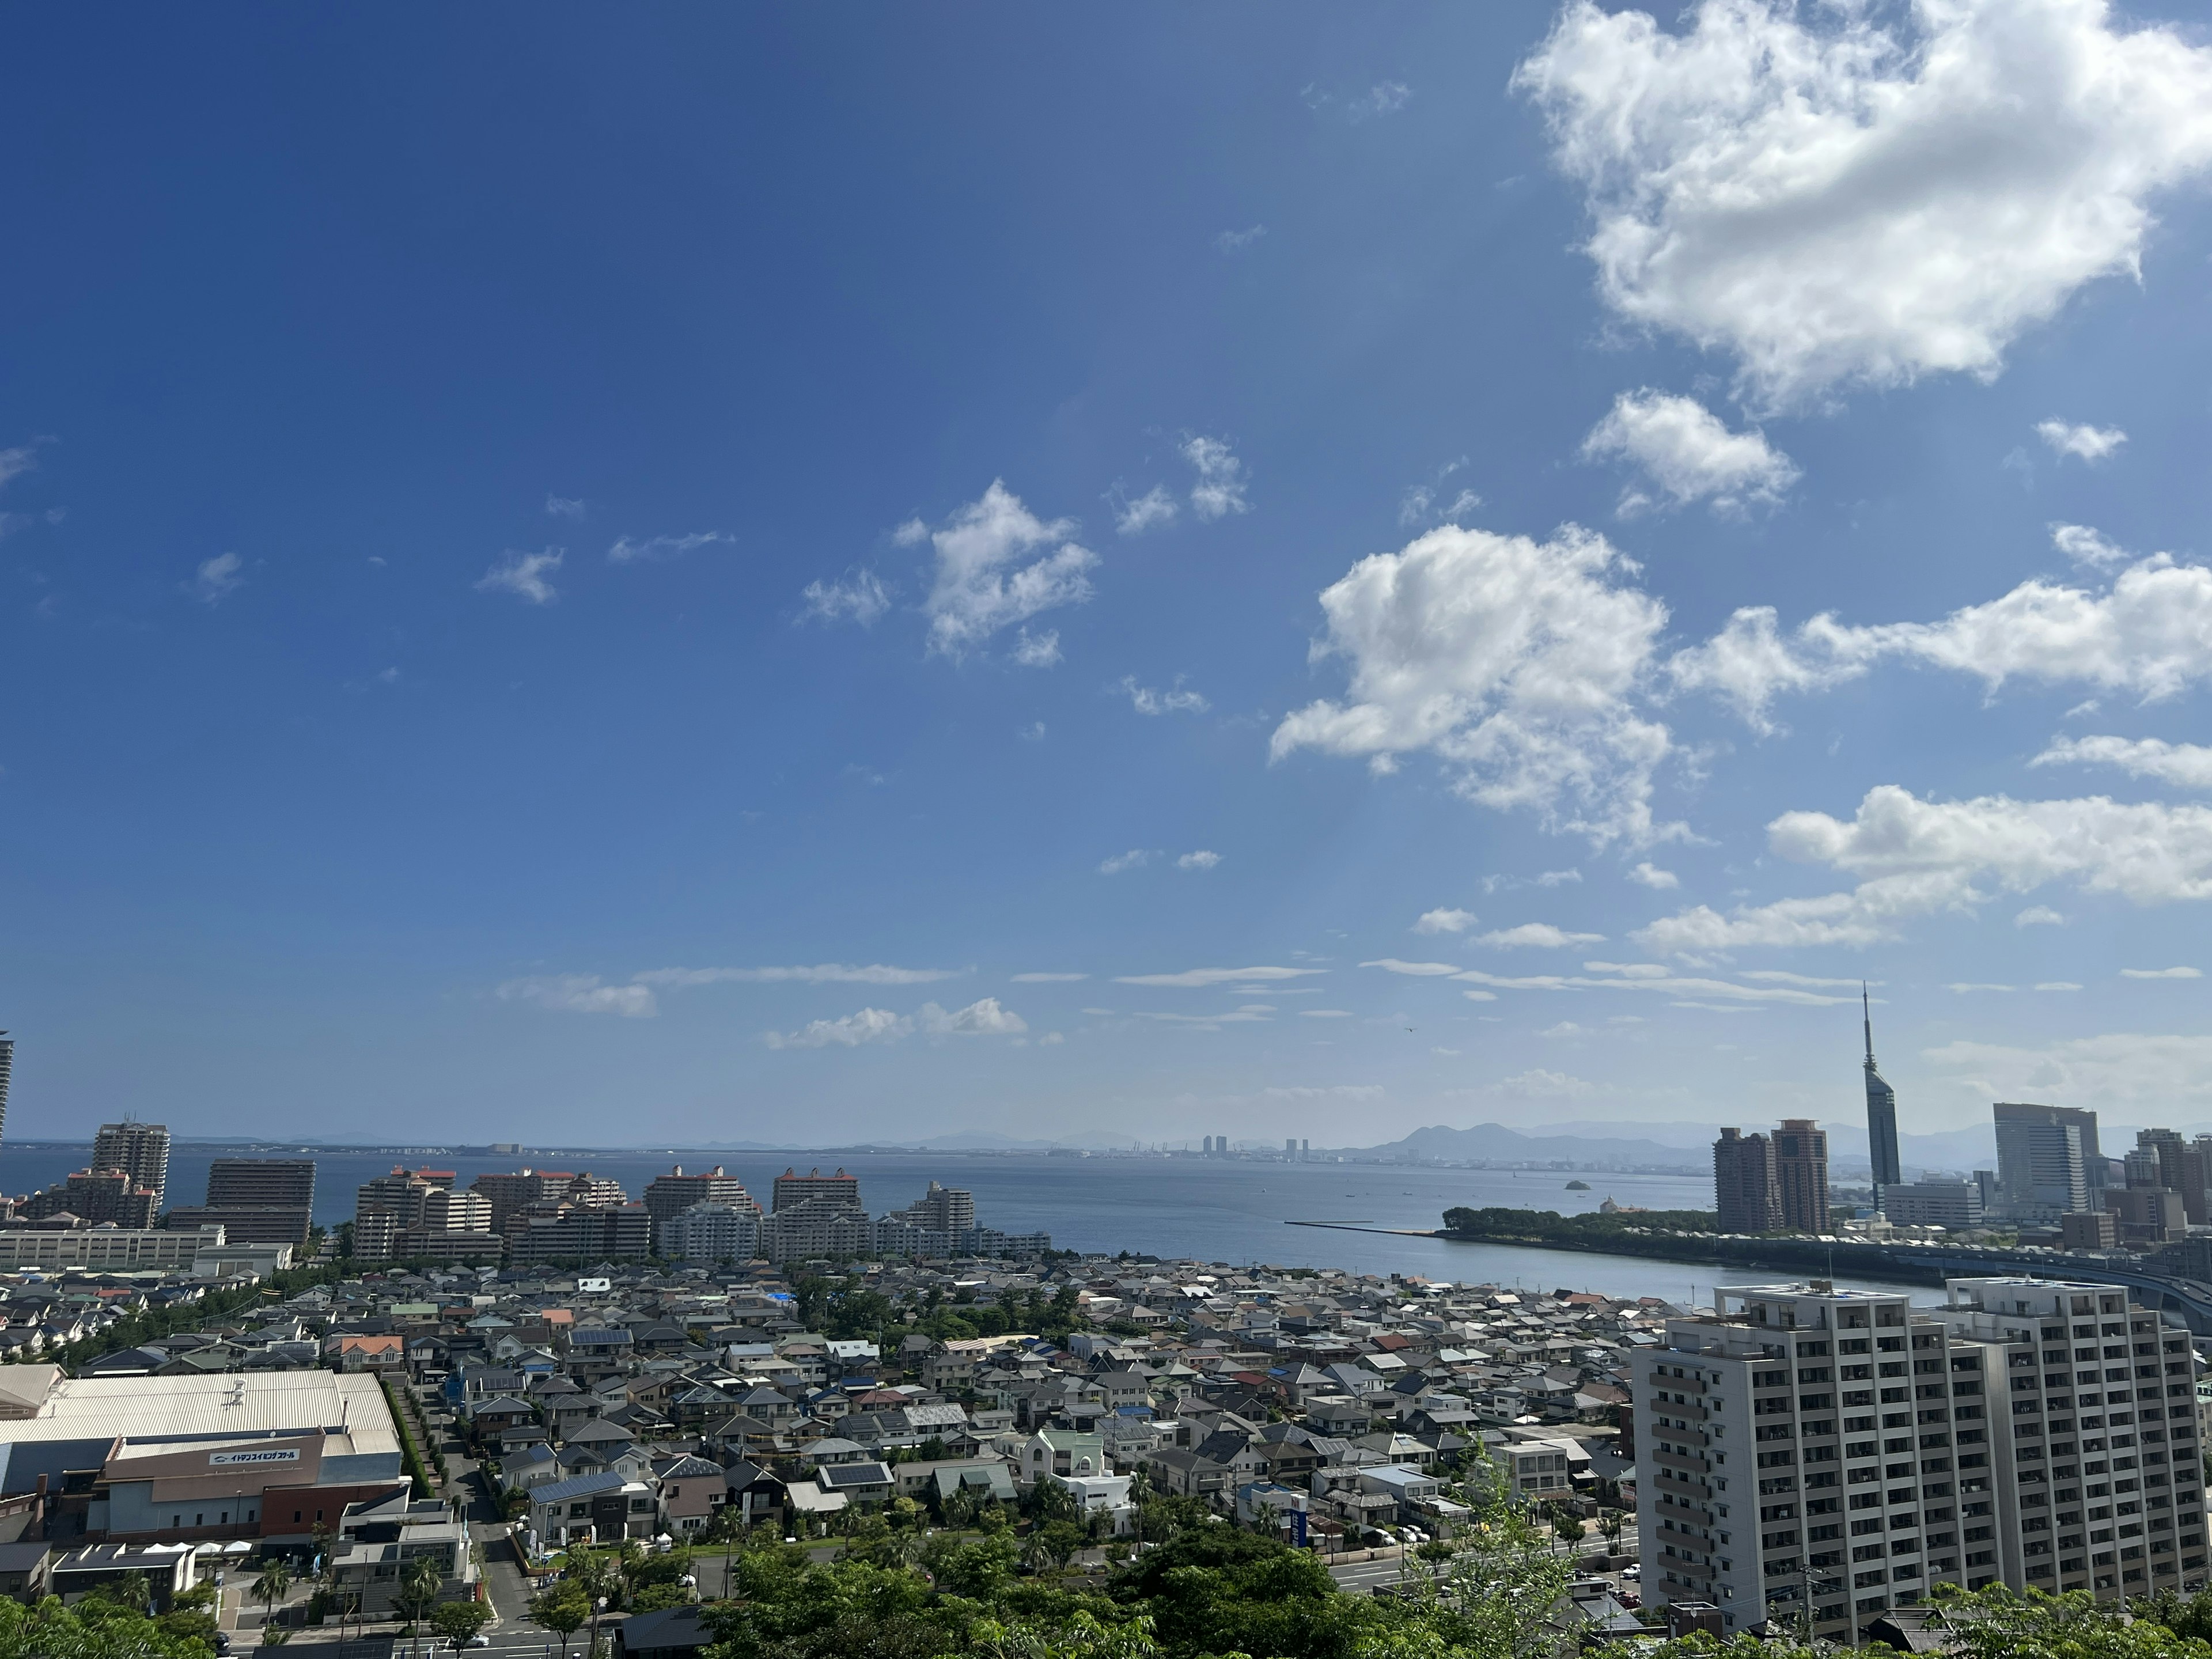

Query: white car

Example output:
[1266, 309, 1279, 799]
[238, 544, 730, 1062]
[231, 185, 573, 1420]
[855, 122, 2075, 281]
[1620, 1565, 1641, 1580]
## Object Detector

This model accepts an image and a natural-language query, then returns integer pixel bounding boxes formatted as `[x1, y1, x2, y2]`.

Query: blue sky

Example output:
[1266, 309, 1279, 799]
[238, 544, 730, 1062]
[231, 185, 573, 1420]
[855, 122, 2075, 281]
[6, 1, 2212, 1152]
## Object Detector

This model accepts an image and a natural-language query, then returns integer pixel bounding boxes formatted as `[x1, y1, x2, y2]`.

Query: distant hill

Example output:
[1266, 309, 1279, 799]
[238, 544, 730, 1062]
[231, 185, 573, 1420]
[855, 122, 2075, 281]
[1351, 1122, 1707, 1169]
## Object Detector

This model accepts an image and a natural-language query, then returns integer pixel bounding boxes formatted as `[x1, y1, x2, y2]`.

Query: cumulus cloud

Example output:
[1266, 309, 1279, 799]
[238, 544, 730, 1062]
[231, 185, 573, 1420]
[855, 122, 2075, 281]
[1177, 850, 1222, 870]
[1272, 524, 1675, 846]
[1628, 862, 1679, 889]
[2051, 523, 2131, 569]
[608, 531, 729, 563]
[1637, 785, 2212, 954]
[477, 548, 563, 605]
[188, 551, 245, 604]
[2121, 965, 2202, 979]
[1671, 554, 2212, 730]
[1114, 965, 1326, 988]
[2037, 419, 2128, 462]
[1581, 390, 1798, 514]
[2035, 733, 2212, 790]
[1515, 0, 2212, 408]
[1183, 436, 1251, 521]
[1114, 484, 1179, 535]
[499, 975, 657, 1018]
[766, 996, 1026, 1049]
[801, 569, 892, 627]
[914, 481, 1097, 657]
[1120, 676, 1209, 715]
[1098, 850, 1152, 876]
[1414, 908, 1479, 934]
[2016, 906, 2066, 927]
[1477, 923, 1607, 949]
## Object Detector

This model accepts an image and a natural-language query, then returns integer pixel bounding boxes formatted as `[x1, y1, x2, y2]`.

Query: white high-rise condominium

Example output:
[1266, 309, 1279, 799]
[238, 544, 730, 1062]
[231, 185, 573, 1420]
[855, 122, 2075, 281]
[1636, 1276, 2202, 1642]
[91, 1119, 170, 1209]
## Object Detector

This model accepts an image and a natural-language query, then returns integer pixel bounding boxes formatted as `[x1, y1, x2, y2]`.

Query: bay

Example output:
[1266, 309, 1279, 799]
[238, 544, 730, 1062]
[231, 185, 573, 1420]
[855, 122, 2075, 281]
[0, 1142, 1925, 1301]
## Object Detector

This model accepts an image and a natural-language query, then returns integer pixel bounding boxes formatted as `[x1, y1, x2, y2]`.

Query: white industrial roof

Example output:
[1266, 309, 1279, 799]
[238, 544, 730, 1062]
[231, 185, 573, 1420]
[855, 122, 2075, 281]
[0, 1370, 396, 1457]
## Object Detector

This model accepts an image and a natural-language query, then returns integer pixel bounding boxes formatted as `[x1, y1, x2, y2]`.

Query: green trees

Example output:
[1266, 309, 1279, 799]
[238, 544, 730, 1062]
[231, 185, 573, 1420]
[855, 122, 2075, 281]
[429, 1600, 492, 1649]
[528, 1586, 590, 1658]
[0, 1593, 218, 1658]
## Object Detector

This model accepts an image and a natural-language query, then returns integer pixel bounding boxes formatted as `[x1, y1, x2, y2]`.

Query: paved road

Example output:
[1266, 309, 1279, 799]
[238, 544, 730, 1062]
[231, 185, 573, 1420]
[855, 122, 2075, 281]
[1329, 1529, 1638, 1597]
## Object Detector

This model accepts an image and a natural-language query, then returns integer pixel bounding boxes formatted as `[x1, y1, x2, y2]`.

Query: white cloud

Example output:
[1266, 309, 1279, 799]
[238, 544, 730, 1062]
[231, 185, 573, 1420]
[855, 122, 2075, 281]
[188, 551, 245, 604]
[1414, 908, 1479, 935]
[0, 445, 41, 491]
[476, 548, 563, 605]
[1120, 676, 1209, 715]
[1114, 965, 1327, 988]
[915, 480, 1097, 657]
[1946, 982, 2015, 993]
[765, 996, 1025, 1049]
[1362, 956, 1851, 1006]
[2037, 982, 2082, 991]
[1012, 972, 1088, 983]
[1672, 554, 2212, 730]
[1176, 850, 1222, 870]
[499, 975, 656, 1018]
[1737, 969, 1867, 988]
[545, 494, 586, 518]
[633, 963, 959, 987]
[1114, 484, 1179, 535]
[1018, 721, 1047, 743]
[800, 569, 892, 627]
[2015, 906, 2067, 928]
[1272, 524, 1675, 845]
[1517, 0, 2212, 410]
[2051, 524, 2130, 570]
[608, 531, 729, 563]
[2037, 419, 2128, 462]
[1183, 436, 1250, 521]
[1627, 862, 1679, 890]
[1214, 225, 1267, 254]
[2121, 965, 2202, 979]
[1488, 1067, 1599, 1097]
[1477, 923, 1607, 949]
[1301, 1009, 1355, 1019]
[1349, 81, 1413, 121]
[1012, 628, 1062, 668]
[1462, 989, 1498, 1003]
[1098, 850, 1152, 876]
[1924, 1031, 2212, 1115]
[1135, 1007, 1274, 1029]
[766, 1006, 910, 1049]
[1581, 390, 1798, 514]
[1638, 785, 2212, 953]
[2035, 733, 2212, 790]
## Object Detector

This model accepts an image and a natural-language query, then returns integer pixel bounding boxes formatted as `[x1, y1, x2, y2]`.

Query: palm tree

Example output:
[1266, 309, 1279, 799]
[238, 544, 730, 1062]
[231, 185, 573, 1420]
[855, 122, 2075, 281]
[393, 1558, 442, 1656]
[1018, 1530, 1055, 1575]
[252, 1560, 293, 1634]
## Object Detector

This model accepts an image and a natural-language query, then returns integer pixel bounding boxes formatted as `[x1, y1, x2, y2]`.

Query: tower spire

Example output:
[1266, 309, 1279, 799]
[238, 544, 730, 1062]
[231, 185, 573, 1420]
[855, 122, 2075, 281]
[1863, 983, 1874, 1069]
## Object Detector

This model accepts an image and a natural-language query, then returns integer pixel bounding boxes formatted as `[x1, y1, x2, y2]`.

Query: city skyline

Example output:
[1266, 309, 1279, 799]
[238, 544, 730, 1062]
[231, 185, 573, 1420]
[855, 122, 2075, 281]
[4, 6, 2212, 1146]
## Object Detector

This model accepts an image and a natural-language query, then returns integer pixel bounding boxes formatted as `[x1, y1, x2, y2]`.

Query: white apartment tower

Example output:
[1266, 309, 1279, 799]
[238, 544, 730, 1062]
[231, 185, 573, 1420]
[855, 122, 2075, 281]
[1636, 1277, 2205, 1641]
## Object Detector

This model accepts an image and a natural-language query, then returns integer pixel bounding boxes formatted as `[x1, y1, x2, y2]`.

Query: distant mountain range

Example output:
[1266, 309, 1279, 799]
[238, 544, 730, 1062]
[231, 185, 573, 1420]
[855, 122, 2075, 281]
[1343, 1117, 2034, 1177]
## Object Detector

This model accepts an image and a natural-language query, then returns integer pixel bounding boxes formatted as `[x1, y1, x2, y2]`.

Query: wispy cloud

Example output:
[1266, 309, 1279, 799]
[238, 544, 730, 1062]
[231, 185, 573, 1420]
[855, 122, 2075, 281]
[1414, 908, 1478, 935]
[1099, 850, 1151, 875]
[1476, 923, 1605, 949]
[2122, 966, 2202, 980]
[608, 531, 729, 563]
[1115, 965, 1326, 988]
[634, 963, 961, 987]
[1214, 225, 1267, 254]
[544, 494, 586, 519]
[1119, 676, 1209, 715]
[187, 551, 245, 605]
[801, 568, 891, 627]
[1012, 972, 1088, 983]
[477, 548, 563, 605]
[1012, 628, 1062, 668]
[1176, 850, 1222, 870]
[765, 996, 1027, 1050]
[498, 975, 657, 1018]
[1113, 483, 1179, 536]
[1347, 81, 1412, 121]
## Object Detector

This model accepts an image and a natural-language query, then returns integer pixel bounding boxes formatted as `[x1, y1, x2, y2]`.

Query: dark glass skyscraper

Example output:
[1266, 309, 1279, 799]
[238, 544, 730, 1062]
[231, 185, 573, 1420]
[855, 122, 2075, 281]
[1863, 987, 1901, 1192]
[0, 1032, 12, 1149]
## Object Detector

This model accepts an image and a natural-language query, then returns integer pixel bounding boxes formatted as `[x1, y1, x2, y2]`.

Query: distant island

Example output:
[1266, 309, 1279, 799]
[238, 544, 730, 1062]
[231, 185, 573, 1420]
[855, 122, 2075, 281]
[1565, 1179, 1590, 1190]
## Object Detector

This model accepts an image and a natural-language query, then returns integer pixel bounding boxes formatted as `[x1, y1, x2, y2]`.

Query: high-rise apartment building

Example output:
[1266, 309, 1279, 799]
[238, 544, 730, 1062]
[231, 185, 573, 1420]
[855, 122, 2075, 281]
[642, 1166, 761, 1232]
[354, 1165, 455, 1232]
[1714, 1129, 1782, 1234]
[162, 1157, 320, 1250]
[771, 1166, 862, 1213]
[1774, 1120, 1830, 1233]
[209, 1158, 316, 1210]
[1996, 1105, 2092, 1219]
[1863, 992, 1901, 1194]
[886, 1180, 975, 1234]
[92, 1121, 170, 1209]
[660, 1203, 763, 1264]
[2135, 1131, 2210, 1227]
[1636, 1276, 2203, 1642]
[20, 1168, 157, 1228]
[0, 1032, 13, 1149]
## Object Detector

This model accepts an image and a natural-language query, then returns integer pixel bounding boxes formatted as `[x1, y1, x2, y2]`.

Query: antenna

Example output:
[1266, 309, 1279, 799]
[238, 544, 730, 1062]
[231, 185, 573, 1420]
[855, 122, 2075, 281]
[1862, 983, 1875, 1069]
